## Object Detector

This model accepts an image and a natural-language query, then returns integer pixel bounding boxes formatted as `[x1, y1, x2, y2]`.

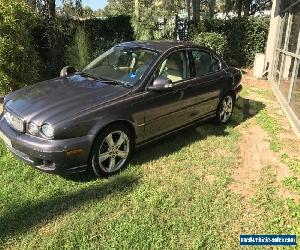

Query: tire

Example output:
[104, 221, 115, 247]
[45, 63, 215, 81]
[90, 124, 134, 177]
[216, 94, 235, 124]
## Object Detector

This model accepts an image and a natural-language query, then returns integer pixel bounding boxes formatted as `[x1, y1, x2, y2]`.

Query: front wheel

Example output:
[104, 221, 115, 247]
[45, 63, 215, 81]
[216, 94, 234, 124]
[90, 124, 134, 177]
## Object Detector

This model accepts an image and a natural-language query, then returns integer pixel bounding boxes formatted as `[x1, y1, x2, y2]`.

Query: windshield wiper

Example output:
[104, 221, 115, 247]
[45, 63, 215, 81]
[101, 79, 133, 88]
[80, 72, 133, 88]
[79, 72, 100, 80]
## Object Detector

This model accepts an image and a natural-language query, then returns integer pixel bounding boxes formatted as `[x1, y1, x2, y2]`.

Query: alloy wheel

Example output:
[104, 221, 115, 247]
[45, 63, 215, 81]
[98, 130, 130, 173]
[219, 96, 233, 123]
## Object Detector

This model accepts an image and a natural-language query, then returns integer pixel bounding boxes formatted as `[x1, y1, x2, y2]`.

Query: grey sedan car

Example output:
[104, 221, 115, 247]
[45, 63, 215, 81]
[0, 41, 242, 177]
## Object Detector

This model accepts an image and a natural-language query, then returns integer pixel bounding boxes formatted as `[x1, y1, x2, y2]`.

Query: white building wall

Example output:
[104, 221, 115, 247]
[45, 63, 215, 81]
[265, 0, 281, 77]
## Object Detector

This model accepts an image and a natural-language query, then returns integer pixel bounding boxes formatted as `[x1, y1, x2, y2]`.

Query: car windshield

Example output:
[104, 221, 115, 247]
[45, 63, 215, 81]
[82, 46, 158, 86]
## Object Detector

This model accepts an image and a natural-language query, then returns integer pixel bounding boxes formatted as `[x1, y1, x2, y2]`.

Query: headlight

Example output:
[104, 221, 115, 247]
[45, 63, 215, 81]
[4, 111, 24, 132]
[41, 124, 54, 139]
[27, 122, 39, 135]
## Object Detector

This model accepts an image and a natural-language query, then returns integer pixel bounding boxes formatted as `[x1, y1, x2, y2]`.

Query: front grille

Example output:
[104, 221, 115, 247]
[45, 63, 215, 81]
[4, 111, 24, 132]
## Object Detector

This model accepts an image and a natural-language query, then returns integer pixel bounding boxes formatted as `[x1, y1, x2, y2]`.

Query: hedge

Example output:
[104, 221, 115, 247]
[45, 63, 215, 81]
[0, 5, 268, 94]
[0, 0, 40, 93]
[191, 32, 227, 56]
[32, 15, 134, 81]
[189, 16, 270, 67]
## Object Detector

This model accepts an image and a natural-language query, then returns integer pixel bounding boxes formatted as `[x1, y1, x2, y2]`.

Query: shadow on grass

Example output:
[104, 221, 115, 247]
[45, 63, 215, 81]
[0, 174, 139, 243]
[132, 97, 265, 165]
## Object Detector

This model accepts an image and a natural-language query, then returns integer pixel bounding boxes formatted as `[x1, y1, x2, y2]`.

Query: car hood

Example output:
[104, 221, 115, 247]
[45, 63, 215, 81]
[4, 74, 132, 124]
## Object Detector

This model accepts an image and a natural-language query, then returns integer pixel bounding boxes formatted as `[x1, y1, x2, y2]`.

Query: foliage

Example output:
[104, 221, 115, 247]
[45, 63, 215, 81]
[81, 16, 134, 59]
[131, 0, 185, 40]
[191, 32, 227, 56]
[66, 27, 89, 70]
[33, 15, 133, 79]
[188, 16, 270, 67]
[102, 0, 134, 17]
[0, 0, 40, 94]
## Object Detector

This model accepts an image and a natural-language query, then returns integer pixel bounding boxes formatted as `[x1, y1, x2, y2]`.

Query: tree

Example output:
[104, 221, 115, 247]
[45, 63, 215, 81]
[186, 0, 191, 20]
[45, 0, 55, 18]
[102, 0, 134, 16]
[208, 0, 217, 18]
[82, 6, 94, 18]
[192, 0, 200, 22]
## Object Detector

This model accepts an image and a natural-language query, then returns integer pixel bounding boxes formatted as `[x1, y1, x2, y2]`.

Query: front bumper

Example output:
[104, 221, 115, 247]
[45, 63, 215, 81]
[0, 116, 94, 175]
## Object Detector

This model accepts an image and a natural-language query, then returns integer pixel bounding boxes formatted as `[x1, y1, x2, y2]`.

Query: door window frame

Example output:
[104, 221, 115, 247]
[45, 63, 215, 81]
[147, 49, 194, 88]
[188, 49, 223, 79]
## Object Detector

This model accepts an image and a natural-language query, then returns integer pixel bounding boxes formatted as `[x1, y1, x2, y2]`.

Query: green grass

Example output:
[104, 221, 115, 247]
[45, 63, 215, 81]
[0, 88, 299, 249]
[0, 102, 247, 249]
[255, 109, 282, 152]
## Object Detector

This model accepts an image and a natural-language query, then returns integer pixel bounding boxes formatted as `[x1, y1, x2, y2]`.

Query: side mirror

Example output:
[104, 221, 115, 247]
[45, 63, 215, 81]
[60, 66, 76, 77]
[148, 76, 173, 91]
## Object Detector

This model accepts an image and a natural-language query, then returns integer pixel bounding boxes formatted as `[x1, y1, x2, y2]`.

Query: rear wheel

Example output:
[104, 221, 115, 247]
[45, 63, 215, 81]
[216, 94, 234, 124]
[90, 124, 134, 177]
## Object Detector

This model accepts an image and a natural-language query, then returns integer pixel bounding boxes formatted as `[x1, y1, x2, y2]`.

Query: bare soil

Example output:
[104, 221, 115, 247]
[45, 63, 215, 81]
[231, 69, 299, 202]
[229, 125, 277, 199]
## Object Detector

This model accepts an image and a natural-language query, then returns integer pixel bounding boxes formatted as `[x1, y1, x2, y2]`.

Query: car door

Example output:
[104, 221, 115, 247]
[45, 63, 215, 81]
[182, 49, 231, 121]
[143, 50, 191, 141]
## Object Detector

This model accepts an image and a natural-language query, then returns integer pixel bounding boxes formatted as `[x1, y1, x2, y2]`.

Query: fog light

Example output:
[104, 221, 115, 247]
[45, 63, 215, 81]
[41, 124, 54, 139]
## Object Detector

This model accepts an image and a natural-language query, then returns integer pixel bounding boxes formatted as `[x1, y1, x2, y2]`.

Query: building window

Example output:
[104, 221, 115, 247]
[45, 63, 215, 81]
[269, 0, 300, 131]
[273, 52, 283, 83]
[280, 13, 289, 49]
[287, 4, 300, 53]
[281, 0, 294, 12]
[290, 61, 300, 119]
[279, 56, 296, 99]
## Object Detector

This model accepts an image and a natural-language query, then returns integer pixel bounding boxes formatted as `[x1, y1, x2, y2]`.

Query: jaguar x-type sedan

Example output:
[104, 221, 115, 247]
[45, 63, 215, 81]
[0, 41, 242, 177]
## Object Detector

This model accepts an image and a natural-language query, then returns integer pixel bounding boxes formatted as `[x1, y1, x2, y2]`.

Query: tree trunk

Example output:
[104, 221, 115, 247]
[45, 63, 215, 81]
[236, 0, 242, 17]
[186, 0, 191, 20]
[46, 0, 55, 18]
[192, 0, 200, 23]
[208, 0, 216, 18]
[243, 0, 251, 16]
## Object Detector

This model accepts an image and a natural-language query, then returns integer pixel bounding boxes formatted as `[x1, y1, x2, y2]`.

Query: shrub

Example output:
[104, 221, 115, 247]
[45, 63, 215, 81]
[191, 32, 227, 56]
[0, 0, 40, 94]
[34, 15, 133, 78]
[188, 16, 270, 67]
[82, 15, 134, 58]
[66, 27, 89, 70]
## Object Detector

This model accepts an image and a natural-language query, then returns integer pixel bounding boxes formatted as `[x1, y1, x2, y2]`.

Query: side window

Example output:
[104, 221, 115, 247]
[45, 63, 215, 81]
[211, 55, 221, 73]
[158, 51, 189, 83]
[191, 50, 221, 77]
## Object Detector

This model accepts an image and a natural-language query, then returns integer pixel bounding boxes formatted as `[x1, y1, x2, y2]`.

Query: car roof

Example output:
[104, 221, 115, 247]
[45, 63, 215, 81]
[117, 40, 208, 53]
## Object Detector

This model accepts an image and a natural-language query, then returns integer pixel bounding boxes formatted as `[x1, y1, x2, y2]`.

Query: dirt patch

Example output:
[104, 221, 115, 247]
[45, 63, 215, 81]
[242, 68, 270, 90]
[230, 125, 277, 199]
[205, 174, 216, 185]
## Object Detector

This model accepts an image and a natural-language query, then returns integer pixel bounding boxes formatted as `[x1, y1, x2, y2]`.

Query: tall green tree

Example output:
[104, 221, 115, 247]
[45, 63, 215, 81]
[208, 0, 217, 18]
[102, 0, 134, 16]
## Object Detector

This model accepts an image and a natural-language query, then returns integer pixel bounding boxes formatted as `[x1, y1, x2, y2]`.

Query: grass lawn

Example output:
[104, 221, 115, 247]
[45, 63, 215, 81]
[1, 70, 300, 249]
